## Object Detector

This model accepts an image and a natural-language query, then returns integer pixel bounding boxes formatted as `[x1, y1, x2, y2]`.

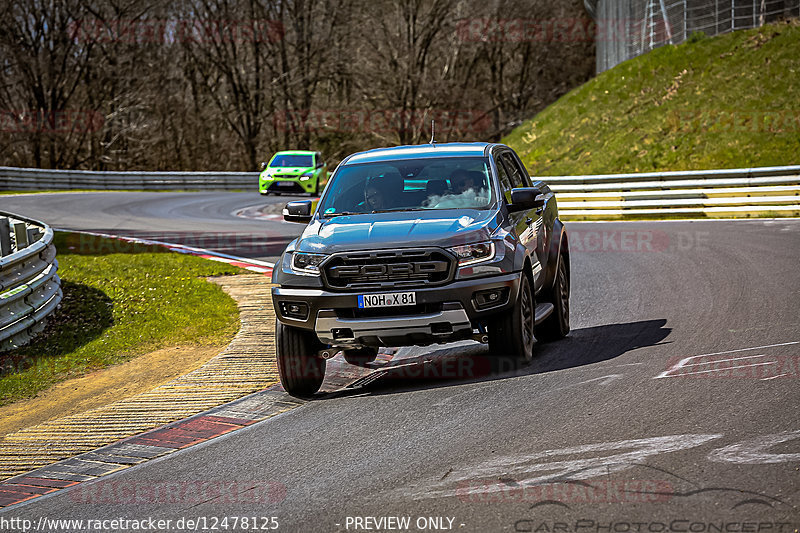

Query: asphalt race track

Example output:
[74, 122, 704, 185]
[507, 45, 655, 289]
[1, 192, 799, 531]
[1, 192, 305, 261]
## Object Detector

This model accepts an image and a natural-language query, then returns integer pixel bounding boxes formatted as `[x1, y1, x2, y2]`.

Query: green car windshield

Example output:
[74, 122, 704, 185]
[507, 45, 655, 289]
[318, 157, 495, 216]
[270, 154, 313, 168]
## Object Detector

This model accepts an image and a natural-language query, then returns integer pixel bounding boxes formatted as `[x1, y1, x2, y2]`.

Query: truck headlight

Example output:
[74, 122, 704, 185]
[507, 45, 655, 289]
[448, 241, 495, 266]
[291, 252, 327, 274]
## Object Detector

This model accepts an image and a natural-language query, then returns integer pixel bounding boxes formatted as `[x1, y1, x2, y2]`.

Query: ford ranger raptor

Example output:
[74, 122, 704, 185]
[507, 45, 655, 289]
[272, 142, 570, 397]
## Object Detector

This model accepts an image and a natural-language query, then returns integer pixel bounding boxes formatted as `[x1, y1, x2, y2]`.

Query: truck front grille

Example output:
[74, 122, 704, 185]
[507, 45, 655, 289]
[322, 248, 454, 290]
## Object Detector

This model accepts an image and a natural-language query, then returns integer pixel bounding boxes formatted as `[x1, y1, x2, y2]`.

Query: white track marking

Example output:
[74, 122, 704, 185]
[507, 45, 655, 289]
[654, 341, 798, 379]
[663, 362, 778, 378]
[761, 373, 790, 381]
[573, 374, 623, 386]
[685, 341, 799, 359]
[708, 430, 800, 464]
[403, 434, 722, 500]
[681, 354, 769, 367]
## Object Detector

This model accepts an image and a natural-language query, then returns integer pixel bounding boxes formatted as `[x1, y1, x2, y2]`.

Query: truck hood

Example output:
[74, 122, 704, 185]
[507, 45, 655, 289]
[296, 209, 500, 254]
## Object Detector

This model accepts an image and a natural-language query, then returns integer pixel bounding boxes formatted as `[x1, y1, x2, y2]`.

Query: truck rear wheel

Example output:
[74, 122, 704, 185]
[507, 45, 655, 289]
[488, 273, 534, 362]
[276, 321, 326, 397]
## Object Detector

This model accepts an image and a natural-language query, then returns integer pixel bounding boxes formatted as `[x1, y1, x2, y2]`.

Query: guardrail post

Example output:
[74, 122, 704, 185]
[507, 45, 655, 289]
[13, 222, 29, 249]
[27, 227, 43, 245]
[0, 218, 11, 256]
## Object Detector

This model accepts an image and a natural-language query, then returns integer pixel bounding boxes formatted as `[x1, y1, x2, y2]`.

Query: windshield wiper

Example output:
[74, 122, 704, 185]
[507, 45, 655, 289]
[370, 207, 430, 214]
[322, 211, 358, 217]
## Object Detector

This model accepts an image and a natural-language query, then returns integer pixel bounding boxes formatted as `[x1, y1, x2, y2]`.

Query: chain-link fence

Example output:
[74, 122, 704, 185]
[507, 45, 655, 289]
[588, 0, 800, 72]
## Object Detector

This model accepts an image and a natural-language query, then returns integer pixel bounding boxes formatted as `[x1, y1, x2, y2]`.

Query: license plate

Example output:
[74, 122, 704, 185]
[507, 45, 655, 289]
[277, 181, 295, 187]
[358, 292, 416, 308]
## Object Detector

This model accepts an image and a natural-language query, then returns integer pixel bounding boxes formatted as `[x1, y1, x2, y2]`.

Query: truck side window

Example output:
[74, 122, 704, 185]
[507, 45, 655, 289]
[494, 155, 514, 204]
[501, 152, 530, 188]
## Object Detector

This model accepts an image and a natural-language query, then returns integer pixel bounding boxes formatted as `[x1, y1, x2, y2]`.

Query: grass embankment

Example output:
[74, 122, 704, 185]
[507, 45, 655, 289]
[0, 232, 243, 406]
[504, 20, 800, 175]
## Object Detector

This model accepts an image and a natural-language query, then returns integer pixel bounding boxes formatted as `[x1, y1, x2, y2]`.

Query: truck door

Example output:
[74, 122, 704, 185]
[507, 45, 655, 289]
[498, 151, 545, 290]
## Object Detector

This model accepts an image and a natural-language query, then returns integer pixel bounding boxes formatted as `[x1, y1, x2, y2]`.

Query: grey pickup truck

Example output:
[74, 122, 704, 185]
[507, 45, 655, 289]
[272, 142, 570, 397]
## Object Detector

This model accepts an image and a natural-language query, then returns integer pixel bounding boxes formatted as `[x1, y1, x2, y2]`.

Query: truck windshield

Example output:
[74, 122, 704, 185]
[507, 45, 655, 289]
[270, 154, 313, 168]
[318, 157, 494, 216]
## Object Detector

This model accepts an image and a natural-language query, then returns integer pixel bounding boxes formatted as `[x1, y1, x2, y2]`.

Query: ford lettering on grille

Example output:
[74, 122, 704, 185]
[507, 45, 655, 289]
[322, 249, 454, 289]
[329, 261, 447, 278]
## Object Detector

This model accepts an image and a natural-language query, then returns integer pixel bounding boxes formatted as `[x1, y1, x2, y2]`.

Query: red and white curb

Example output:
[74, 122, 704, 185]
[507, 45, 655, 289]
[0, 352, 399, 509]
[62, 230, 275, 276]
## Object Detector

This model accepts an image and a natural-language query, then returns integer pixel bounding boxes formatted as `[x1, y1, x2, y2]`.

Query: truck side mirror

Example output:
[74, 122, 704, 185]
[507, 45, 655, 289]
[508, 188, 545, 212]
[283, 200, 313, 223]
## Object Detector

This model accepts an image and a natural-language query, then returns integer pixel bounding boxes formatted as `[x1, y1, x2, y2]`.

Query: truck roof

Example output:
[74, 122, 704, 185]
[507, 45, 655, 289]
[343, 142, 494, 165]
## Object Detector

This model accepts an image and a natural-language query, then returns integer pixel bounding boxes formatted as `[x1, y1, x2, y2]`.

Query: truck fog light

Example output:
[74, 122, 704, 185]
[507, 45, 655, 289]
[279, 301, 309, 320]
[473, 287, 509, 310]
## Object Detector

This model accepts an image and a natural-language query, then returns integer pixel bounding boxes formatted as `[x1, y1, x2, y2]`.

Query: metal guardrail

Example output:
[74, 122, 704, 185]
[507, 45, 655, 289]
[0, 166, 258, 191]
[0, 212, 62, 352]
[540, 164, 800, 219]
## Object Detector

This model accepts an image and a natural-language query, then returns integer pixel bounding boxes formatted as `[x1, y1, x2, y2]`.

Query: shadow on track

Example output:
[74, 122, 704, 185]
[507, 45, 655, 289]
[328, 319, 671, 398]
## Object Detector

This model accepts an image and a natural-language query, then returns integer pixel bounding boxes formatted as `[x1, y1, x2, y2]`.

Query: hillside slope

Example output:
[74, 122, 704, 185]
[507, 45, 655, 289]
[504, 20, 800, 176]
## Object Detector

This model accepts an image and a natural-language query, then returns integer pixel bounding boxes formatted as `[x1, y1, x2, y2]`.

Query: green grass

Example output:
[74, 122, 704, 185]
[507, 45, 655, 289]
[0, 232, 243, 405]
[504, 20, 800, 176]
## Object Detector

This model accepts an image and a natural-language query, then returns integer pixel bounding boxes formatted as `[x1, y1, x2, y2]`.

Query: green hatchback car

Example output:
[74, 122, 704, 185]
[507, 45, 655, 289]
[259, 150, 327, 196]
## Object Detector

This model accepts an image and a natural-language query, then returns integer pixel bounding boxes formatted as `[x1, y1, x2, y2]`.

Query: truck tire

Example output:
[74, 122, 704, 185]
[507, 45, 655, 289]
[276, 321, 326, 397]
[537, 253, 570, 341]
[488, 273, 534, 362]
[343, 347, 378, 366]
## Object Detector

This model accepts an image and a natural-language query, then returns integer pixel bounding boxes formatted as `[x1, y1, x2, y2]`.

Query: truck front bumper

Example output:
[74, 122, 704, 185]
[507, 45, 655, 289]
[272, 273, 521, 348]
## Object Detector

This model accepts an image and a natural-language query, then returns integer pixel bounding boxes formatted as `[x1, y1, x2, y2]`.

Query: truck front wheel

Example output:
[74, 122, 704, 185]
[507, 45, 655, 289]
[276, 321, 326, 397]
[488, 273, 534, 362]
